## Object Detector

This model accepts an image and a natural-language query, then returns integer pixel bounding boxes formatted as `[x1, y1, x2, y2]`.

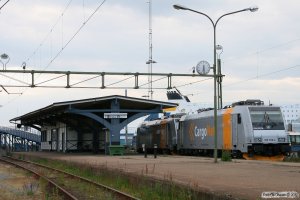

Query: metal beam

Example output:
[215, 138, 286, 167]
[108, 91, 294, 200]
[1, 69, 214, 76]
[0, 69, 214, 89]
[67, 110, 111, 129]
[66, 108, 162, 113]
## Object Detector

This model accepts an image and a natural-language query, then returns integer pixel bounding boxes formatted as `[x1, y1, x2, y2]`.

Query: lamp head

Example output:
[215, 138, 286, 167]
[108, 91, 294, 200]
[249, 6, 259, 12]
[146, 60, 157, 64]
[21, 62, 26, 70]
[0, 53, 9, 60]
[216, 45, 223, 51]
[173, 4, 188, 10]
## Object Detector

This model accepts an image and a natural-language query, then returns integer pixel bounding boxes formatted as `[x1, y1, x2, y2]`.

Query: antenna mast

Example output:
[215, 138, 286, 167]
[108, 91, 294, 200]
[146, 0, 156, 99]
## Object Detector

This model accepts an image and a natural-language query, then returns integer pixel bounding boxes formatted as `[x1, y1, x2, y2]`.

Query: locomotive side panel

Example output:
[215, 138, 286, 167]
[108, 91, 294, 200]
[179, 114, 226, 151]
[136, 127, 152, 152]
[231, 113, 247, 154]
[168, 119, 178, 151]
[223, 108, 233, 150]
[136, 119, 177, 153]
[178, 108, 249, 155]
[159, 123, 167, 149]
[232, 107, 252, 153]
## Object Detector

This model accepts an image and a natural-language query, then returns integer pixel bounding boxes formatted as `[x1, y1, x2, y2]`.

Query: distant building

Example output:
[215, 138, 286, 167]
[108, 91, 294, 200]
[120, 127, 136, 146]
[281, 104, 300, 124]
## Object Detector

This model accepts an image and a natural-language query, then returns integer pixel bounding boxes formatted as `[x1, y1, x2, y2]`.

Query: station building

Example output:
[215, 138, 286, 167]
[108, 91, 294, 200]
[281, 104, 300, 124]
[10, 95, 177, 153]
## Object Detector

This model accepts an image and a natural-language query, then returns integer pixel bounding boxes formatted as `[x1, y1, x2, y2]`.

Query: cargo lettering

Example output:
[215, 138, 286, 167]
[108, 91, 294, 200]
[194, 126, 207, 140]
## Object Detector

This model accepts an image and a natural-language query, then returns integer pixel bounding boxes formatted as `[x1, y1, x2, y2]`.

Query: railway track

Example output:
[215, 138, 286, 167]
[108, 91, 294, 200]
[0, 156, 140, 200]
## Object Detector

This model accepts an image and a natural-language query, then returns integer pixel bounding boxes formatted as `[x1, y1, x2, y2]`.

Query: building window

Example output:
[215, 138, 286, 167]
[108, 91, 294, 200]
[51, 129, 58, 141]
[41, 130, 47, 142]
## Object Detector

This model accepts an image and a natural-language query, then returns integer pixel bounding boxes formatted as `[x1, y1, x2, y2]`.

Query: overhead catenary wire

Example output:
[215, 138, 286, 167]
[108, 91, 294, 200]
[0, 0, 107, 106]
[106, 75, 135, 87]
[224, 38, 300, 64]
[0, 73, 30, 86]
[1, 2, 299, 102]
[174, 37, 300, 90]
[139, 76, 167, 87]
[35, 74, 67, 86]
[224, 64, 300, 88]
[25, 0, 73, 64]
[174, 77, 213, 88]
[70, 74, 101, 87]
[43, 0, 107, 71]
[173, 37, 300, 97]
[0, 0, 10, 11]
[185, 64, 300, 97]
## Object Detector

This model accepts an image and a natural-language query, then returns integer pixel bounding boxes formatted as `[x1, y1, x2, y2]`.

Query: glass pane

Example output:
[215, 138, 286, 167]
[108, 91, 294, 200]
[296, 136, 300, 143]
[293, 123, 300, 132]
[250, 110, 284, 130]
[290, 136, 296, 143]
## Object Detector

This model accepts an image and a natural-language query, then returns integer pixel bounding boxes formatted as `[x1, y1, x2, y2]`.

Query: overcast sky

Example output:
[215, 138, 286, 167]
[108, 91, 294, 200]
[0, 0, 300, 126]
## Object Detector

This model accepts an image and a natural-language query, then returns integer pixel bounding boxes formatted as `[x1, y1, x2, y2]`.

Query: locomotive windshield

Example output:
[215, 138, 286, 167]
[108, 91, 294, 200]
[250, 109, 285, 130]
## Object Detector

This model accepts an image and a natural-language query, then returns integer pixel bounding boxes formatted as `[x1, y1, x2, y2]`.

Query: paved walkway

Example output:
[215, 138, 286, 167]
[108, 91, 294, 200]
[16, 152, 300, 199]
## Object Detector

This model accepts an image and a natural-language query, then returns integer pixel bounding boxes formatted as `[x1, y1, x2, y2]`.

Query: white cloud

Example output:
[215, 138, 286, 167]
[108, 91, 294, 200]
[1, 0, 300, 126]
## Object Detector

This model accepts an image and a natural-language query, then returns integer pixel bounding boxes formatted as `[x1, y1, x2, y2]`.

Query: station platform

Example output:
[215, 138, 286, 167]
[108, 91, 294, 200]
[14, 152, 300, 200]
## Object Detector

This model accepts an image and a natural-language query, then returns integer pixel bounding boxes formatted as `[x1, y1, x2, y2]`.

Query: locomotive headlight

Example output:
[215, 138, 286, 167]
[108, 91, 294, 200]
[278, 138, 285, 142]
[254, 137, 262, 143]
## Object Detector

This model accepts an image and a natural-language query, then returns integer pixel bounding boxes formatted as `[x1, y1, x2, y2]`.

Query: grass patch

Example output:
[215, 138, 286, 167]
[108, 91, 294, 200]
[283, 156, 300, 162]
[14, 153, 232, 200]
[22, 182, 39, 196]
[221, 150, 232, 162]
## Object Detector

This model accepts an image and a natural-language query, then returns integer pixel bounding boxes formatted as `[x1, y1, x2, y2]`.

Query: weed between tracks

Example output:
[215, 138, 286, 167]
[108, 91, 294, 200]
[14, 154, 231, 200]
[284, 156, 300, 162]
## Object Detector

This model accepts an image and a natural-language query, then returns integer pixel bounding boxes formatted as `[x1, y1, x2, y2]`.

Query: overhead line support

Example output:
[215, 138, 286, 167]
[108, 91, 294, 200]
[0, 69, 214, 89]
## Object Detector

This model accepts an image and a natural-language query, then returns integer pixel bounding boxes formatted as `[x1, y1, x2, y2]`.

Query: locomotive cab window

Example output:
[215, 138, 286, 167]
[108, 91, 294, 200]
[250, 109, 284, 130]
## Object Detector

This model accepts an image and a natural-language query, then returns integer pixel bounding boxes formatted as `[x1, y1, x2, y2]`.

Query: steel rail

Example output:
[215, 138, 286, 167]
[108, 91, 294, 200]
[3, 156, 140, 200]
[0, 156, 78, 200]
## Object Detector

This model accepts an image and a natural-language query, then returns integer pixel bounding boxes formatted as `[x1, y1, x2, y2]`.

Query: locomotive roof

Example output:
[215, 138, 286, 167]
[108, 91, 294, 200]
[180, 105, 282, 121]
[140, 117, 175, 126]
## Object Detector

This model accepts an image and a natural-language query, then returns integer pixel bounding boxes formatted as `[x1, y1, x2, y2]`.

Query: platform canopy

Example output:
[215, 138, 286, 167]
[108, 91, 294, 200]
[10, 95, 178, 145]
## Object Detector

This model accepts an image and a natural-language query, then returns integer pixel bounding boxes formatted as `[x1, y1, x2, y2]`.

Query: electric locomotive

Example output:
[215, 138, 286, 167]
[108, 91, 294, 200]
[136, 117, 179, 153]
[136, 99, 291, 159]
[178, 100, 290, 159]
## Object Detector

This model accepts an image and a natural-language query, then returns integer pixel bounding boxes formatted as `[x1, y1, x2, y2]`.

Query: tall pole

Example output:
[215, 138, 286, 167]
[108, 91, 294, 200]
[146, 0, 157, 99]
[216, 45, 223, 109]
[173, 4, 258, 163]
[148, 0, 153, 99]
[213, 25, 218, 162]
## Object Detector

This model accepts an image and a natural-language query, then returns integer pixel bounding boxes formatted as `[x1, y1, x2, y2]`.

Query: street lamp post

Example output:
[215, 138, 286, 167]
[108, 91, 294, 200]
[216, 44, 223, 109]
[173, 4, 258, 163]
[0, 53, 10, 70]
